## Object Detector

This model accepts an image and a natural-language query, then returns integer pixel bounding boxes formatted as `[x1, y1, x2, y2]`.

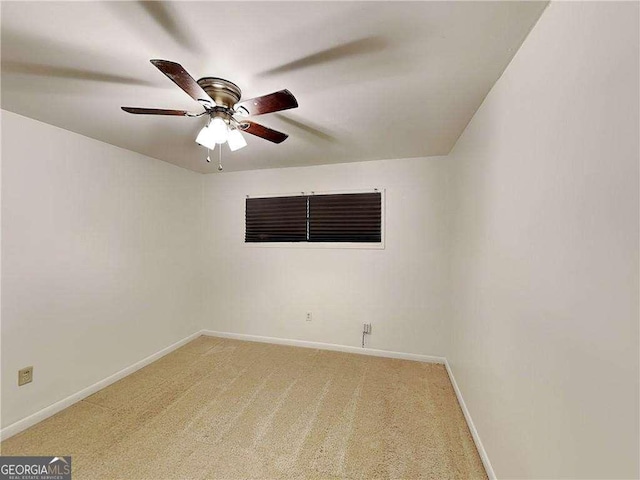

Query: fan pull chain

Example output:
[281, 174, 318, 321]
[206, 148, 211, 163]
[217, 146, 223, 171]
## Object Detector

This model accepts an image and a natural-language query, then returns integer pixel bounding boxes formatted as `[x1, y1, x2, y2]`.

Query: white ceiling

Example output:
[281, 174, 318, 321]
[1, 1, 547, 173]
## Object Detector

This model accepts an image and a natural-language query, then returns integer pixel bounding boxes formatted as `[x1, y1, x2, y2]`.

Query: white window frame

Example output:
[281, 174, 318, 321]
[244, 187, 385, 250]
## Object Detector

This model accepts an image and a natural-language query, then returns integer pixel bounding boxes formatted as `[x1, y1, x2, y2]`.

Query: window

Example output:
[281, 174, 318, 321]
[245, 191, 382, 244]
[245, 195, 307, 243]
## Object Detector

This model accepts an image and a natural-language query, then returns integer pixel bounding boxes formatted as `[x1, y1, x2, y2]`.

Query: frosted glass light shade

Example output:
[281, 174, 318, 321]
[195, 125, 217, 150]
[210, 117, 229, 144]
[227, 128, 247, 151]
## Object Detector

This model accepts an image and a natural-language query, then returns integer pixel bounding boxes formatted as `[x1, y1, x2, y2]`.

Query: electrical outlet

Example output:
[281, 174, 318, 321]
[362, 323, 372, 348]
[306, 312, 312, 322]
[18, 366, 33, 386]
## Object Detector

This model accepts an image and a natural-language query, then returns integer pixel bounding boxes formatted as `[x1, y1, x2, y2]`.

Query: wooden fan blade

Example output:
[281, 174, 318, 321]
[121, 107, 190, 116]
[150, 59, 213, 105]
[239, 121, 289, 144]
[235, 90, 298, 116]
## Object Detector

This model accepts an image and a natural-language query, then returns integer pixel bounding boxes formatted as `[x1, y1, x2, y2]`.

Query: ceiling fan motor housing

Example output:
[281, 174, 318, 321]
[197, 77, 242, 109]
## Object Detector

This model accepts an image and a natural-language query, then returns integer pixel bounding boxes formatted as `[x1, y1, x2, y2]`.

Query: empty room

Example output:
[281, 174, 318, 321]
[0, 1, 638, 479]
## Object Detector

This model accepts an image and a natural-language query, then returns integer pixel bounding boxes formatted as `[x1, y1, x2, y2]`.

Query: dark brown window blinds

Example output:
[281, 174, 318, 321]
[245, 192, 381, 243]
[308, 193, 381, 242]
[245, 196, 307, 242]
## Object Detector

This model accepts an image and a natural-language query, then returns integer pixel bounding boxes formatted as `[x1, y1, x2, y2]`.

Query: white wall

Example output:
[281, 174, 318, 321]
[1, 111, 203, 428]
[2, 4, 638, 477]
[201, 157, 451, 356]
[448, 2, 639, 479]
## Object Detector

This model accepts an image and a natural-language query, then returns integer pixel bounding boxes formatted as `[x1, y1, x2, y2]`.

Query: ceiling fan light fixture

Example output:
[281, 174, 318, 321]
[195, 124, 217, 150]
[228, 128, 247, 151]
[123, 59, 298, 162]
[210, 116, 229, 144]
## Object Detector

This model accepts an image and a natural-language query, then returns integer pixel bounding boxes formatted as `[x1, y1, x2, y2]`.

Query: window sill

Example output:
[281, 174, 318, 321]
[244, 241, 385, 250]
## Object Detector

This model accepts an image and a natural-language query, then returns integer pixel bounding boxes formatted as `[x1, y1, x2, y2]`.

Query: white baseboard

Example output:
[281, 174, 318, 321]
[445, 360, 496, 480]
[0, 331, 202, 441]
[201, 330, 446, 364]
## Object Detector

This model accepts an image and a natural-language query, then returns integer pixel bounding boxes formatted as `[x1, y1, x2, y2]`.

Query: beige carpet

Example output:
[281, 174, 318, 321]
[1, 336, 487, 479]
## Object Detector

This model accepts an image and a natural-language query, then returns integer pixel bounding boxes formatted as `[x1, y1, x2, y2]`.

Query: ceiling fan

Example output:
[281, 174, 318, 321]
[121, 59, 298, 156]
